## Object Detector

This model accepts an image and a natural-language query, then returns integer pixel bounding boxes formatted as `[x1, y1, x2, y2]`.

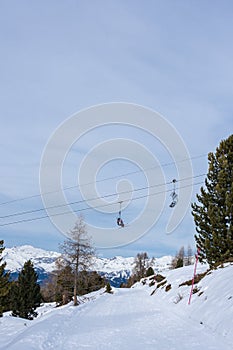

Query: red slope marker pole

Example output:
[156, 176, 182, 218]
[188, 247, 200, 305]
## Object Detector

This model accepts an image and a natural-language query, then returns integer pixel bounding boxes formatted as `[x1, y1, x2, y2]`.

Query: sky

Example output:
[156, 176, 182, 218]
[0, 0, 233, 258]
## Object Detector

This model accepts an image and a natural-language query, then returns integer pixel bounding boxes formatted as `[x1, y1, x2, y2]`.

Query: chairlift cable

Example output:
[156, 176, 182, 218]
[0, 181, 204, 227]
[0, 173, 206, 220]
[0, 153, 207, 207]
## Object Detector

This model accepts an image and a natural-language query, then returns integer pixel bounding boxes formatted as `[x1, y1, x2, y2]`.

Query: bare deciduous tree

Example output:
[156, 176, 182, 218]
[59, 216, 95, 306]
[133, 252, 150, 280]
[171, 246, 185, 269]
[186, 245, 193, 266]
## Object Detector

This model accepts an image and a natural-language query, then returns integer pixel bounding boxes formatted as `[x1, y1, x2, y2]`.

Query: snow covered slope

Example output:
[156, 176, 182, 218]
[0, 263, 232, 349]
[134, 262, 233, 345]
[3, 245, 172, 286]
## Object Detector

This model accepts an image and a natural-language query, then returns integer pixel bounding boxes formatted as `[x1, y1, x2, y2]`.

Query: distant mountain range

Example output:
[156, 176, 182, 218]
[3, 245, 173, 287]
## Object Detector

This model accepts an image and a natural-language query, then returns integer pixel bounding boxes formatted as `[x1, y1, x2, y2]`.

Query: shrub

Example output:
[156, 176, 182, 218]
[105, 282, 113, 294]
[146, 267, 155, 277]
[192, 286, 200, 294]
[155, 274, 165, 283]
[179, 272, 207, 287]
[157, 279, 167, 288]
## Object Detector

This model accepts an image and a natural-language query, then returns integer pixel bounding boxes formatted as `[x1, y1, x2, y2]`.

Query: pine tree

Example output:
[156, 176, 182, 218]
[77, 270, 105, 295]
[192, 135, 233, 266]
[175, 258, 183, 268]
[55, 263, 74, 305]
[105, 282, 113, 294]
[40, 261, 74, 306]
[146, 266, 155, 277]
[12, 260, 42, 320]
[0, 240, 10, 316]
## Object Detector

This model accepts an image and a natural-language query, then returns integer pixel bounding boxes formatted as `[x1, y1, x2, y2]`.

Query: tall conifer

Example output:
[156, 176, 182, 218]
[0, 240, 10, 316]
[12, 260, 41, 319]
[192, 135, 233, 266]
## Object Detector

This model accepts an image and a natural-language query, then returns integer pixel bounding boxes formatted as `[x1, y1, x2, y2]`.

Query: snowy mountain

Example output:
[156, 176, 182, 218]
[3, 245, 172, 286]
[94, 255, 172, 286]
[3, 245, 60, 284]
[1, 262, 232, 349]
[3, 245, 60, 273]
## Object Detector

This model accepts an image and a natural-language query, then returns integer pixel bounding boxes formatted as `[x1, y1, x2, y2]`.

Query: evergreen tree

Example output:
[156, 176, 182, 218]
[40, 261, 74, 306]
[105, 282, 113, 294]
[192, 135, 233, 266]
[77, 270, 105, 295]
[175, 258, 183, 268]
[54, 263, 74, 305]
[12, 260, 42, 320]
[0, 240, 10, 316]
[146, 266, 155, 277]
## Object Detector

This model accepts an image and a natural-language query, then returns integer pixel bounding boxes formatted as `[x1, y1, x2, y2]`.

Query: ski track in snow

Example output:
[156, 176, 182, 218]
[1, 287, 231, 350]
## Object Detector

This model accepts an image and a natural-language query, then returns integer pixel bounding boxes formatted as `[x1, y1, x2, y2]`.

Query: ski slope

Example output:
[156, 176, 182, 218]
[0, 263, 232, 350]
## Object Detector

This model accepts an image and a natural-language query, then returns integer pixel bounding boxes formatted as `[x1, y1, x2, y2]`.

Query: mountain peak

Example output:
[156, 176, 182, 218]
[3, 245, 173, 287]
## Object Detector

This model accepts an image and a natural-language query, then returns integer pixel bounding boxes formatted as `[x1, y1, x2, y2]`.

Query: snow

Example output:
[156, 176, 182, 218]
[1, 263, 232, 349]
[3, 245, 173, 286]
[2, 245, 60, 272]
[3, 245, 172, 274]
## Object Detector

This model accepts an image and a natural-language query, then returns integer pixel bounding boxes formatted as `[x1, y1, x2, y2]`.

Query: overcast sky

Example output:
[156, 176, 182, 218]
[1, 0, 233, 257]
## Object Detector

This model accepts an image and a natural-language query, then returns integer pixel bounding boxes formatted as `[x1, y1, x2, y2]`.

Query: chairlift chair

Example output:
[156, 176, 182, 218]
[169, 179, 178, 208]
[117, 201, 125, 227]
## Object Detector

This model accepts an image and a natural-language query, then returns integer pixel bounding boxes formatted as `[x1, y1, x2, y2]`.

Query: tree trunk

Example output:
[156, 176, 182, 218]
[73, 269, 78, 306]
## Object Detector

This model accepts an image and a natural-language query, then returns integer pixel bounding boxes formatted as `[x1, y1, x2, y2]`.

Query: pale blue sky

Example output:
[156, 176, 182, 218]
[0, 0, 233, 257]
